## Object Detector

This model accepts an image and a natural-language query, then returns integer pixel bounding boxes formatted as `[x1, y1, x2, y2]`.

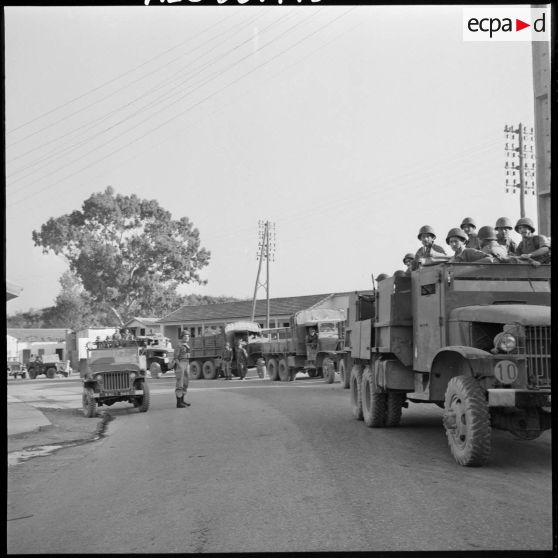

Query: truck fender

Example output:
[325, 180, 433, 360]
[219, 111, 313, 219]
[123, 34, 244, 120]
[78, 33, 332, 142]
[83, 378, 98, 391]
[429, 347, 493, 402]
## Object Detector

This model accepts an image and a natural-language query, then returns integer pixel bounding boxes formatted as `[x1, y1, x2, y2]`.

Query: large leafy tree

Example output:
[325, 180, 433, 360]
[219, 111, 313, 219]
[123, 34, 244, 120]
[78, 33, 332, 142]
[32, 187, 211, 324]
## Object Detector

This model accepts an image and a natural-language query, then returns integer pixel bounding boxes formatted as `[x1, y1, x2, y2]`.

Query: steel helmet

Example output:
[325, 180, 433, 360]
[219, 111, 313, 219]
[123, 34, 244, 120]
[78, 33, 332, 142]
[495, 216, 513, 230]
[460, 217, 477, 229]
[403, 253, 415, 264]
[514, 217, 535, 233]
[376, 273, 389, 281]
[478, 225, 498, 242]
[445, 227, 468, 245]
[417, 225, 436, 240]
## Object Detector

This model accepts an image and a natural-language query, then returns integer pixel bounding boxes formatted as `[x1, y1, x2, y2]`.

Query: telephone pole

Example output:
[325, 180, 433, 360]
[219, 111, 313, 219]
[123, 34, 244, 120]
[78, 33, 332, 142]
[250, 221, 276, 328]
[504, 123, 536, 218]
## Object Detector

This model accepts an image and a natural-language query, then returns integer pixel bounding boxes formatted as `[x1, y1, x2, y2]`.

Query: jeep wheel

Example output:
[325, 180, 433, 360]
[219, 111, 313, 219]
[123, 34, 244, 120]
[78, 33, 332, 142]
[82, 388, 97, 418]
[137, 382, 150, 412]
[202, 360, 217, 380]
[27, 366, 37, 380]
[386, 392, 406, 427]
[349, 364, 364, 420]
[189, 361, 203, 380]
[443, 375, 491, 467]
[46, 367, 57, 379]
[278, 358, 290, 382]
[323, 357, 335, 384]
[339, 359, 349, 389]
[362, 367, 387, 427]
[267, 358, 278, 381]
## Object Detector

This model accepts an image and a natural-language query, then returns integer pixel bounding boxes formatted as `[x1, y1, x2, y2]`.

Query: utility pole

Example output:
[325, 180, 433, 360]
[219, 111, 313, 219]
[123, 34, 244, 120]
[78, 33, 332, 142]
[504, 123, 536, 218]
[250, 221, 276, 328]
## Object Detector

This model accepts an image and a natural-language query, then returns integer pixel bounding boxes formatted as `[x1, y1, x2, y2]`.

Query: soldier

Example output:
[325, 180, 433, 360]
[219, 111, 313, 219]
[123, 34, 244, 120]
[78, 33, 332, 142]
[477, 226, 509, 261]
[460, 217, 481, 250]
[403, 253, 415, 274]
[494, 216, 518, 255]
[174, 331, 191, 408]
[445, 228, 491, 263]
[515, 217, 550, 264]
[413, 225, 448, 269]
[222, 341, 233, 380]
[236, 339, 248, 380]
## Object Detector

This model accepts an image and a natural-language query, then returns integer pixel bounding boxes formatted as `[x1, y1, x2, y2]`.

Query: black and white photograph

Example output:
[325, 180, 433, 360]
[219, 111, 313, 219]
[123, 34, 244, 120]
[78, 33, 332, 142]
[5, 1, 551, 554]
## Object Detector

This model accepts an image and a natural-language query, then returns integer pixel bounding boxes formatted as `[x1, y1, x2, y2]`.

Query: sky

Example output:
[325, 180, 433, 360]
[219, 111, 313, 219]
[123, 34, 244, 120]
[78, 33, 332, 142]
[4, 3, 543, 316]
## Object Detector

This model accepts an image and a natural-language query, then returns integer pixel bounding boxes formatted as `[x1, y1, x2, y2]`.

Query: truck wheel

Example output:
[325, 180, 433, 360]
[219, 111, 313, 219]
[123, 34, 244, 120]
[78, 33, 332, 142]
[256, 358, 266, 378]
[362, 367, 387, 427]
[307, 369, 317, 378]
[190, 361, 203, 380]
[82, 388, 97, 418]
[46, 367, 57, 379]
[278, 358, 290, 382]
[349, 364, 364, 420]
[338, 359, 349, 389]
[323, 357, 335, 384]
[149, 362, 161, 379]
[386, 392, 406, 427]
[137, 382, 150, 412]
[443, 375, 491, 467]
[202, 360, 217, 380]
[267, 358, 279, 381]
[27, 366, 37, 380]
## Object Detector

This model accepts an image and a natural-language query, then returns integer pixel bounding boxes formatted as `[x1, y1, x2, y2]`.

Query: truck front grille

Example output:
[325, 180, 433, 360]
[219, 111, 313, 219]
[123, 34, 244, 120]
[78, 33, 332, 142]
[524, 326, 550, 389]
[103, 371, 131, 391]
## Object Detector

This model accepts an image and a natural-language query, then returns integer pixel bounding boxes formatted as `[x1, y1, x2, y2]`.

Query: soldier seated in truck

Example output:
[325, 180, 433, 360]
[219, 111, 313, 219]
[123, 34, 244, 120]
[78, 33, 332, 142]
[515, 217, 550, 264]
[306, 327, 318, 348]
[445, 227, 492, 263]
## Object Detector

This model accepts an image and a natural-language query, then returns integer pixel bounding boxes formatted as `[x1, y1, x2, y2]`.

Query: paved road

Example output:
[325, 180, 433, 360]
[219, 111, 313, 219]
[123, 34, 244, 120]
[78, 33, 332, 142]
[7, 376, 552, 553]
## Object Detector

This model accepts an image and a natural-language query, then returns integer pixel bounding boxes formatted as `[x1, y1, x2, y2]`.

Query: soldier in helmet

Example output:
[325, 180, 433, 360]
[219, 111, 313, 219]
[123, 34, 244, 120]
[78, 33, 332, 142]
[412, 225, 448, 269]
[376, 273, 389, 282]
[460, 217, 481, 250]
[515, 217, 550, 264]
[445, 228, 491, 263]
[477, 226, 509, 261]
[494, 216, 518, 255]
[403, 253, 415, 275]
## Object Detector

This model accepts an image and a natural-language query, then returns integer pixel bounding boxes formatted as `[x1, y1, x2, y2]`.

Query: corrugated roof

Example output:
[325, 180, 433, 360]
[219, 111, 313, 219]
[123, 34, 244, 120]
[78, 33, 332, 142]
[124, 317, 161, 326]
[7, 328, 70, 342]
[159, 293, 337, 324]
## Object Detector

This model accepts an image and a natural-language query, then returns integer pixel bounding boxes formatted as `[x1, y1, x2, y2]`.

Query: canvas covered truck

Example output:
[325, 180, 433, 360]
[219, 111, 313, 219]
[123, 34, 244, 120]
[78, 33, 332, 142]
[188, 321, 262, 380]
[247, 308, 346, 382]
[81, 341, 150, 417]
[347, 262, 550, 467]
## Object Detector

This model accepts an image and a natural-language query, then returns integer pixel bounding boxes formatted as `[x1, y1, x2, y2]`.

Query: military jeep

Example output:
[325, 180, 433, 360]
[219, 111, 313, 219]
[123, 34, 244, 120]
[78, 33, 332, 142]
[81, 341, 150, 417]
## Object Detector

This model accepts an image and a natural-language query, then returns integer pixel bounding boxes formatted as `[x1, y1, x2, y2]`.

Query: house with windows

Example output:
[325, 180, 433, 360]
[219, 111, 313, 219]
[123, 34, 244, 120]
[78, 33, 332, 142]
[123, 317, 163, 338]
[7, 328, 70, 366]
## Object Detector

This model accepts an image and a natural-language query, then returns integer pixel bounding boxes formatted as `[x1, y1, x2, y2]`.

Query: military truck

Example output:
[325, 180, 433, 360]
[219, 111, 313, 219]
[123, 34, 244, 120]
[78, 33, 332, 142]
[188, 321, 262, 380]
[247, 308, 346, 382]
[136, 335, 174, 378]
[27, 354, 69, 379]
[81, 341, 150, 417]
[347, 262, 550, 466]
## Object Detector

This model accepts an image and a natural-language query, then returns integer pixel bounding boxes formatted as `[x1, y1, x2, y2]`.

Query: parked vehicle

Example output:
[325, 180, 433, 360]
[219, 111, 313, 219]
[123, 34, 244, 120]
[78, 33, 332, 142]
[81, 341, 150, 417]
[189, 321, 262, 380]
[247, 308, 346, 382]
[7, 359, 27, 380]
[27, 354, 69, 379]
[136, 335, 174, 378]
[347, 262, 551, 466]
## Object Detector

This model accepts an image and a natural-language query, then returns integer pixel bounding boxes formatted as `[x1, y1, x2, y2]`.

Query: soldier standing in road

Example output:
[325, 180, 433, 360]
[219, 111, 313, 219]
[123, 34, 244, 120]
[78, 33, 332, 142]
[222, 341, 233, 380]
[460, 217, 481, 250]
[174, 331, 191, 408]
[236, 339, 248, 380]
[494, 217, 518, 255]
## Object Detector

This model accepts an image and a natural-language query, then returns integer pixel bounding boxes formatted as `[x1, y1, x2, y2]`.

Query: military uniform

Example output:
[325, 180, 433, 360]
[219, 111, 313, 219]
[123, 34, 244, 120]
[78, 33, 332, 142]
[465, 233, 481, 250]
[516, 235, 551, 263]
[481, 241, 509, 261]
[496, 235, 518, 255]
[450, 248, 491, 263]
[175, 340, 190, 401]
[222, 345, 233, 380]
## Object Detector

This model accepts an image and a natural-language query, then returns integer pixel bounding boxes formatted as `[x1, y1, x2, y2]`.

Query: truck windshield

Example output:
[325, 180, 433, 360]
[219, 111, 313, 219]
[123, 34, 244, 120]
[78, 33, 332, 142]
[318, 322, 337, 336]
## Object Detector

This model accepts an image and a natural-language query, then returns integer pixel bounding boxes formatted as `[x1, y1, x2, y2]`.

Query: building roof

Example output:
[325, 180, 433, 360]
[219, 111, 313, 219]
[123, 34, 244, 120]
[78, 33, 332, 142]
[7, 328, 70, 343]
[6, 281, 23, 301]
[159, 293, 338, 324]
[124, 317, 161, 327]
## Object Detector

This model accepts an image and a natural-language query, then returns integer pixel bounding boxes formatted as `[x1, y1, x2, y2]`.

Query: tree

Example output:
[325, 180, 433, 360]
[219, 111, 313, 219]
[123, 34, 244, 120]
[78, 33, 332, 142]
[32, 187, 211, 324]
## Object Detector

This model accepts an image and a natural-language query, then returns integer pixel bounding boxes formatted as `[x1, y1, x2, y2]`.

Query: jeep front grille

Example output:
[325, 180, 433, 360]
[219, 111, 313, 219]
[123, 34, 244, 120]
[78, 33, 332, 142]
[524, 326, 550, 389]
[103, 371, 131, 391]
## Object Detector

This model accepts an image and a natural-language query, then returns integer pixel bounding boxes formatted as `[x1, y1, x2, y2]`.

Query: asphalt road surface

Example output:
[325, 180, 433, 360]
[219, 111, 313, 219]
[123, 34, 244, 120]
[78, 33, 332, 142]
[7, 375, 553, 553]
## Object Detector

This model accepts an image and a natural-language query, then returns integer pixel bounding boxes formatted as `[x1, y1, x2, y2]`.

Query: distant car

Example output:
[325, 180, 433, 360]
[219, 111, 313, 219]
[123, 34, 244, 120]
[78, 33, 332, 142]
[7, 360, 27, 380]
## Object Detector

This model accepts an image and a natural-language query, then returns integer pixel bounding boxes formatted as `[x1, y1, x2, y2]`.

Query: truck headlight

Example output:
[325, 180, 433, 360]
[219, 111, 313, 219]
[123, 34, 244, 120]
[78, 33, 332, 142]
[95, 374, 103, 382]
[130, 372, 137, 379]
[494, 332, 516, 353]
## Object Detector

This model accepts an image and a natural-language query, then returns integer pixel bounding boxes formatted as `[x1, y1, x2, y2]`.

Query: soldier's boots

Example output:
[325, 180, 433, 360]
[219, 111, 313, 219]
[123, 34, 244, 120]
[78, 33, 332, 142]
[176, 396, 187, 408]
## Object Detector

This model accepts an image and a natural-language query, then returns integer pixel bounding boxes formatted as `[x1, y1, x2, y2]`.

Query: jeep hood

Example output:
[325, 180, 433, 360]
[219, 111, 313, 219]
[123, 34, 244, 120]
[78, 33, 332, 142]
[449, 304, 550, 326]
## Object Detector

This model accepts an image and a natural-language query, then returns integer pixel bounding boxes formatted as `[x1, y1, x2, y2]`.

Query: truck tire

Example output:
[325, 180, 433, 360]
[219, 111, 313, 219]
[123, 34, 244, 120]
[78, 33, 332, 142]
[278, 358, 290, 382]
[256, 358, 266, 378]
[443, 375, 491, 467]
[82, 388, 97, 418]
[386, 392, 406, 427]
[338, 359, 349, 389]
[27, 366, 37, 380]
[202, 360, 217, 380]
[267, 358, 279, 381]
[362, 367, 387, 427]
[350, 364, 364, 420]
[46, 367, 57, 379]
[137, 382, 150, 412]
[323, 357, 335, 384]
[190, 361, 203, 380]
[307, 369, 317, 378]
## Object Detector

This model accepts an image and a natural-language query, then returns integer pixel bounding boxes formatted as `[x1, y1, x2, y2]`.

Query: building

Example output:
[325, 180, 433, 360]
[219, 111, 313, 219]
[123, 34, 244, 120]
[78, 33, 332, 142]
[159, 292, 352, 349]
[123, 317, 163, 338]
[7, 328, 70, 365]
[6, 280, 23, 302]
